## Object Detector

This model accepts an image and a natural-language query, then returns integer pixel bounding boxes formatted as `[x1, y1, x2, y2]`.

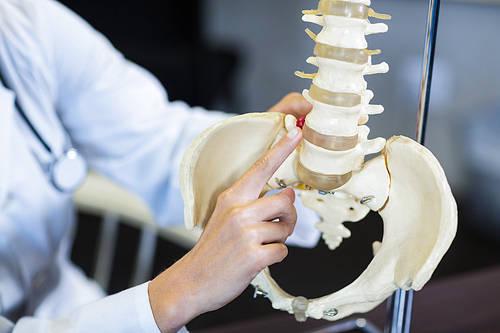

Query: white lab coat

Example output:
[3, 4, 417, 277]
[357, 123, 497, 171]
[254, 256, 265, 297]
[0, 0, 320, 332]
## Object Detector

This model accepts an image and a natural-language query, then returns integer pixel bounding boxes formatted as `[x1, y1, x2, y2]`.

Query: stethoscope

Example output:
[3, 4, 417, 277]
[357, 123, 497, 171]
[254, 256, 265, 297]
[0, 69, 87, 193]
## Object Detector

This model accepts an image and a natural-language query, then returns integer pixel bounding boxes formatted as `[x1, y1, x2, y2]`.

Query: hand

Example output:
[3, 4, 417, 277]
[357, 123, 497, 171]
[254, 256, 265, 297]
[267, 92, 312, 119]
[149, 128, 303, 333]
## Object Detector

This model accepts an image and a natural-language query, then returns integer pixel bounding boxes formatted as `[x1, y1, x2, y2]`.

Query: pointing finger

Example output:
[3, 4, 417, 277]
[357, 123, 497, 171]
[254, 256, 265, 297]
[233, 128, 302, 200]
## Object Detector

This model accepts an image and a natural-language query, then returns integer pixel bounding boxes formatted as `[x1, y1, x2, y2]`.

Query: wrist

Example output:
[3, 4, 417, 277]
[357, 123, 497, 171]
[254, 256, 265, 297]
[148, 257, 202, 332]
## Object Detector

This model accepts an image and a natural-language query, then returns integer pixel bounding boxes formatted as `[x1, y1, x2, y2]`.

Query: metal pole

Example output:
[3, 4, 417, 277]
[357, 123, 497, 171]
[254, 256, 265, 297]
[387, 0, 441, 332]
[416, 0, 441, 146]
[386, 289, 414, 333]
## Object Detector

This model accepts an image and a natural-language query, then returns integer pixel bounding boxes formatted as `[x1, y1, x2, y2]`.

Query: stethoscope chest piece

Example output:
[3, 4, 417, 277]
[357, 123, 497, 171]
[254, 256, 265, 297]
[0, 67, 88, 194]
[49, 149, 87, 193]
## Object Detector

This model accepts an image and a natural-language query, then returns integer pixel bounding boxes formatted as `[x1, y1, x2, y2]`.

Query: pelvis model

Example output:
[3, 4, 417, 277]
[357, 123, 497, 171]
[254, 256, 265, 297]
[180, 0, 457, 323]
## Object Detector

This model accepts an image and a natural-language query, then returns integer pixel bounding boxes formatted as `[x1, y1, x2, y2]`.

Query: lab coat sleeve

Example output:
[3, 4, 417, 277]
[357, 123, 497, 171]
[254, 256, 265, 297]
[38, 0, 229, 227]
[37, 0, 320, 243]
[11, 282, 162, 333]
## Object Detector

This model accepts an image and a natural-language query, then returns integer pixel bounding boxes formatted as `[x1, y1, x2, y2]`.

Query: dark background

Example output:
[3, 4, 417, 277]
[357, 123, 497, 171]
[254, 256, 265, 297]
[61, 0, 500, 331]
[57, 0, 239, 111]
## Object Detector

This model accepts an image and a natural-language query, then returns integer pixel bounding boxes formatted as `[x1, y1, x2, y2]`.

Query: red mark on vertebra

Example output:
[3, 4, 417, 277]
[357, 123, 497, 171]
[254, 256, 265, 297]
[296, 115, 306, 129]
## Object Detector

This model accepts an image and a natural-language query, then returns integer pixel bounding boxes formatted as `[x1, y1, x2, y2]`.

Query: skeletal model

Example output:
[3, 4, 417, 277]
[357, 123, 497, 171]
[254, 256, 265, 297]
[180, 0, 457, 323]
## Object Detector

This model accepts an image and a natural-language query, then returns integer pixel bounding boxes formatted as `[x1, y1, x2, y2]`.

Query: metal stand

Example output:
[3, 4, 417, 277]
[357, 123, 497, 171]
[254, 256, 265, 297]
[387, 0, 440, 330]
[308, 0, 441, 332]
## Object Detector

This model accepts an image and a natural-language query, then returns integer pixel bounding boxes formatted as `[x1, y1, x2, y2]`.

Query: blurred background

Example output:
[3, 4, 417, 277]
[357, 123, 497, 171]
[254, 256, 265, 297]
[58, 0, 500, 331]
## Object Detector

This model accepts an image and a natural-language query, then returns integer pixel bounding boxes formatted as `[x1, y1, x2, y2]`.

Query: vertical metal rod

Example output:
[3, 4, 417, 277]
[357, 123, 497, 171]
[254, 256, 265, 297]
[387, 0, 441, 332]
[386, 289, 414, 333]
[416, 0, 441, 146]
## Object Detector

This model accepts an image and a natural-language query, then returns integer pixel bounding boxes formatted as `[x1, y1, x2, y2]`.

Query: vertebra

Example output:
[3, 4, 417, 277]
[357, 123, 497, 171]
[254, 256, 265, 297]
[296, 0, 390, 191]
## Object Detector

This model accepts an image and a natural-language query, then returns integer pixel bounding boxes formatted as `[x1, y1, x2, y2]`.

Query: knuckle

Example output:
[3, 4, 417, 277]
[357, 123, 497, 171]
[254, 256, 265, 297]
[277, 224, 290, 239]
[228, 209, 255, 233]
[276, 195, 294, 214]
[244, 227, 260, 243]
[217, 189, 232, 205]
[278, 245, 289, 261]
[278, 193, 293, 206]
[251, 245, 289, 271]
[229, 206, 252, 222]
[228, 207, 243, 222]
[279, 234, 288, 244]
[257, 253, 271, 271]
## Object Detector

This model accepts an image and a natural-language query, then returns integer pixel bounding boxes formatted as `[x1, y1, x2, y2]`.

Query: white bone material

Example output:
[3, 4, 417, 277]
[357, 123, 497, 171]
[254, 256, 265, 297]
[309, 57, 389, 94]
[180, 0, 457, 323]
[303, 89, 384, 136]
[251, 136, 457, 321]
[299, 127, 386, 175]
[180, 117, 457, 321]
[300, 190, 371, 251]
[303, 15, 388, 49]
[180, 112, 285, 229]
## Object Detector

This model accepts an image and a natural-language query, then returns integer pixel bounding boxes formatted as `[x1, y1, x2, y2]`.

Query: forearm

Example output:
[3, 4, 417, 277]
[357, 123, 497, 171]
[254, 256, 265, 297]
[12, 283, 160, 333]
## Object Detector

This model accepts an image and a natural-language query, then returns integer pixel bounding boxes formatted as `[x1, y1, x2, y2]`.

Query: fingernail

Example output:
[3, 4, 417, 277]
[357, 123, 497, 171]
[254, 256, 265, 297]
[287, 128, 300, 139]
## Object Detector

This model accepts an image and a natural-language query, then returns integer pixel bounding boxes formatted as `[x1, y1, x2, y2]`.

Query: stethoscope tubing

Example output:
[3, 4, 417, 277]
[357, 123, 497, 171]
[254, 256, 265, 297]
[0, 64, 86, 193]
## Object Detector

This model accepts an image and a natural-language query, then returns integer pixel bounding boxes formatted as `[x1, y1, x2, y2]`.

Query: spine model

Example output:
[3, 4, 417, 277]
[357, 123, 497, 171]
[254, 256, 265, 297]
[295, 0, 390, 191]
[180, 0, 457, 323]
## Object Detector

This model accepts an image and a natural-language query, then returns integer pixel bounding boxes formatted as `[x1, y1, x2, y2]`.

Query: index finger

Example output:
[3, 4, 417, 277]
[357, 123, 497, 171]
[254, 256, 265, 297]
[232, 127, 302, 200]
